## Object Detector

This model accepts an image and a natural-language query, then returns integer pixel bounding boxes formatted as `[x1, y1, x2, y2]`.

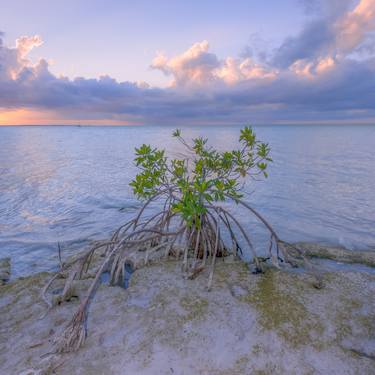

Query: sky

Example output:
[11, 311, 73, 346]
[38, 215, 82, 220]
[0, 0, 375, 125]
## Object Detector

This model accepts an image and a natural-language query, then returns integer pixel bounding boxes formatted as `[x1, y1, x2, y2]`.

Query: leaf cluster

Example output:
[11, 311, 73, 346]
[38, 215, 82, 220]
[130, 126, 272, 228]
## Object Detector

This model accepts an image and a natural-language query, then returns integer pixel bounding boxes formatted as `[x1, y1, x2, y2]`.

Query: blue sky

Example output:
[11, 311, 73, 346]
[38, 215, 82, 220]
[0, 0, 375, 124]
[1, 0, 305, 84]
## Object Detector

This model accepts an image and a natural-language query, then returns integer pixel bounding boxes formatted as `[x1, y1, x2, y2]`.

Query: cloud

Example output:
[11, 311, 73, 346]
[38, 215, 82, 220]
[15, 35, 43, 58]
[337, 0, 375, 53]
[0, 34, 44, 81]
[151, 40, 277, 87]
[151, 41, 220, 86]
[298, 0, 354, 17]
[272, 19, 336, 68]
[1, 0, 375, 125]
[273, 0, 375, 68]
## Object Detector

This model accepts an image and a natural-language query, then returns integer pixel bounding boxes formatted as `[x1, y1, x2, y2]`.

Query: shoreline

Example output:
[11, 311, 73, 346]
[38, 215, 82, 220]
[2, 241, 375, 283]
[0, 242, 374, 374]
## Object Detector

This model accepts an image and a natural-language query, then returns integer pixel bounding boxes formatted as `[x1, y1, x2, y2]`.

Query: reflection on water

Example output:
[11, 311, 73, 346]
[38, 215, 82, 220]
[0, 125, 374, 276]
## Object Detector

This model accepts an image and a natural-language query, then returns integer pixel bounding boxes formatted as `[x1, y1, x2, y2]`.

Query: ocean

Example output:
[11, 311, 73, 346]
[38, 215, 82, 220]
[1, 124, 374, 276]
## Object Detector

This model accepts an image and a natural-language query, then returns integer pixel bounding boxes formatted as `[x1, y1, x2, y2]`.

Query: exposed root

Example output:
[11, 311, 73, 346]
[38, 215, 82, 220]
[41, 127, 324, 353]
[41, 273, 63, 309]
[42, 191, 323, 353]
[55, 306, 87, 353]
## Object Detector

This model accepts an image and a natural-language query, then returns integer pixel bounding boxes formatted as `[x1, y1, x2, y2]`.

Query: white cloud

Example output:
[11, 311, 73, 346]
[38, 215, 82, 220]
[216, 57, 277, 84]
[0, 34, 45, 81]
[151, 41, 277, 87]
[290, 56, 336, 78]
[151, 40, 219, 86]
[15, 35, 43, 58]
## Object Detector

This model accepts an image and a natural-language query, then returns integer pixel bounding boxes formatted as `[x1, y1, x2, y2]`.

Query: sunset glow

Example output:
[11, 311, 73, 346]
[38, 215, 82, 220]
[0, 108, 133, 126]
[1, 0, 375, 125]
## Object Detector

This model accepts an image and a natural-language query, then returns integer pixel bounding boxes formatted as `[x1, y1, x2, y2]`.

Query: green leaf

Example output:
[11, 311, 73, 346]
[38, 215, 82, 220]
[130, 125, 272, 225]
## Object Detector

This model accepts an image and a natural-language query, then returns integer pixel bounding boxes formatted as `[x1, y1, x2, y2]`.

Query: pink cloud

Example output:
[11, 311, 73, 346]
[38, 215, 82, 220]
[151, 41, 277, 87]
[151, 41, 219, 86]
[337, 0, 375, 53]
[15, 35, 43, 58]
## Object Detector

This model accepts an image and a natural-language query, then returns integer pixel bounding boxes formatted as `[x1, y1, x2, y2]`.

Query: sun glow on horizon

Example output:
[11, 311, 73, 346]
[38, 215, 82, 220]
[0, 108, 51, 125]
[0, 108, 134, 126]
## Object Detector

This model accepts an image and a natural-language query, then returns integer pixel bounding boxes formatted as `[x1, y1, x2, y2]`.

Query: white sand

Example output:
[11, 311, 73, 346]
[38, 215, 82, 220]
[1, 260, 374, 374]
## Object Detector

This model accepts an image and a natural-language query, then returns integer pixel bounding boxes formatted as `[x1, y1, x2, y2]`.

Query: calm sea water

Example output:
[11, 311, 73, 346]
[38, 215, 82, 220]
[1, 125, 374, 276]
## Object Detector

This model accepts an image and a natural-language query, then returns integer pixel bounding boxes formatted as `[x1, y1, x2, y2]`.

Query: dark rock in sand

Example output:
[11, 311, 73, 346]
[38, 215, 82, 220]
[294, 242, 375, 267]
[0, 257, 11, 285]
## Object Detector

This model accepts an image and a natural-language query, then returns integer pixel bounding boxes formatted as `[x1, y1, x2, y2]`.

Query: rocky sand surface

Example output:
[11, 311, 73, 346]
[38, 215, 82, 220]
[0, 250, 374, 374]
